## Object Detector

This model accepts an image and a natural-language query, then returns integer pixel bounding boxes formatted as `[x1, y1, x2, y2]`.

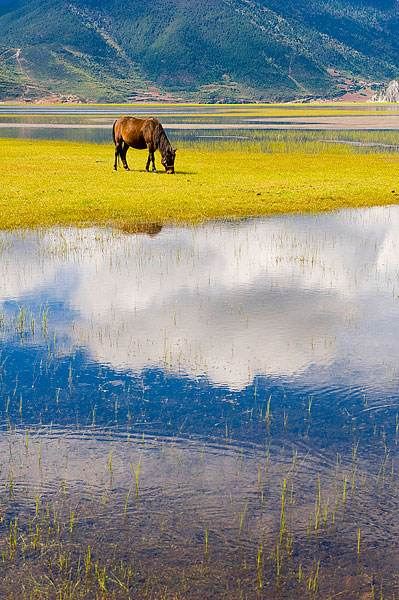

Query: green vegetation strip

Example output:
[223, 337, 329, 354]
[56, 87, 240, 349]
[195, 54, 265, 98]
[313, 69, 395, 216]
[1, 138, 399, 230]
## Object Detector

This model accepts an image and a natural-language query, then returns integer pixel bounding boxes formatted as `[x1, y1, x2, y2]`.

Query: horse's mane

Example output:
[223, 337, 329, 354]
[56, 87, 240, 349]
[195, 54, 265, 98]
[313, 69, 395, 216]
[154, 120, 172, 155]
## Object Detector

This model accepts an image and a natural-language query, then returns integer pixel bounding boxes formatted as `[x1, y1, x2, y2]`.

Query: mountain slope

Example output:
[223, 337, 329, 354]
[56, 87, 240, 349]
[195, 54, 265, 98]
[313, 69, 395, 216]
[0, 0, 398, 102]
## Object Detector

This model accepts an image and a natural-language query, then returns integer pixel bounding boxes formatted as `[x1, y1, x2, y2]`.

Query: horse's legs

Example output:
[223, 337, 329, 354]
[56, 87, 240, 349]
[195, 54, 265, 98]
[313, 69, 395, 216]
[146, 145, 156, 172]
[114, 142, 122, 171]
[146, 152, 151, 172]
[120, 142, 130, 171]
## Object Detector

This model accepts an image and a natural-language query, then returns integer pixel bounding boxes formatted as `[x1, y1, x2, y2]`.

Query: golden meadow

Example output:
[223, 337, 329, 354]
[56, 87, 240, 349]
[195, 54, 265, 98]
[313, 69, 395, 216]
[1, 129, 399, 230]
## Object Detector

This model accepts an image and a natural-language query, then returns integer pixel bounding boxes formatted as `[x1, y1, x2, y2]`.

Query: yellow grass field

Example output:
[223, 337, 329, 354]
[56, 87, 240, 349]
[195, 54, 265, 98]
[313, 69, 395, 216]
[1, 137, 399, 230]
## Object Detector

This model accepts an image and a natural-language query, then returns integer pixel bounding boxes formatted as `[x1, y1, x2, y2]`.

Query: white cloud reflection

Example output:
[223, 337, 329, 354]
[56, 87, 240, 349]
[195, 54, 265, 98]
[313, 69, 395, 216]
[1, 206, 399, 389]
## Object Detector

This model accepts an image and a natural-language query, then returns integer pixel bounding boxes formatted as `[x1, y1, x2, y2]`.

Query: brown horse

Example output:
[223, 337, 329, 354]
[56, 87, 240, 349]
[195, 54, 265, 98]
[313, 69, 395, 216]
[112, 116, 176, 174]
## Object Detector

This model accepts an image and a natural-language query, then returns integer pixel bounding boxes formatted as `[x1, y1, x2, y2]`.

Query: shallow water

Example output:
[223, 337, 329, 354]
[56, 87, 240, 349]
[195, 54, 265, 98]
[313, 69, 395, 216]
[2, 104, 399, 146]
[1, 207, 399, 597]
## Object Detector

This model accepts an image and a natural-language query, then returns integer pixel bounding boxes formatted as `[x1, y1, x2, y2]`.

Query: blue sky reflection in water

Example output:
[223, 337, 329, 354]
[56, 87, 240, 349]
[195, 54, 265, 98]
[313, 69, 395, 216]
[1, 207, 399, 596]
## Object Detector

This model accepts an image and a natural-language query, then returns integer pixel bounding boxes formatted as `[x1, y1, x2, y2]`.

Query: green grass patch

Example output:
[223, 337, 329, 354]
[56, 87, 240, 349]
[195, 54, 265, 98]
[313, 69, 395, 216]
[1, 137, 399, 230]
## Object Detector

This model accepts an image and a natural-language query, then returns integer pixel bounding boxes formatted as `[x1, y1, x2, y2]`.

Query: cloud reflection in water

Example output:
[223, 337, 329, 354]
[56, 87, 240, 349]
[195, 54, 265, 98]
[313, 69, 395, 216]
[0, 206, 398, 391]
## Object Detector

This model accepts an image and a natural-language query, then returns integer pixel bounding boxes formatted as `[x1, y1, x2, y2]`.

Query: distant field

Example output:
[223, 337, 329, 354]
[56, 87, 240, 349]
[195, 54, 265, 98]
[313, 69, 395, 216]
[1, 136, 399, 230]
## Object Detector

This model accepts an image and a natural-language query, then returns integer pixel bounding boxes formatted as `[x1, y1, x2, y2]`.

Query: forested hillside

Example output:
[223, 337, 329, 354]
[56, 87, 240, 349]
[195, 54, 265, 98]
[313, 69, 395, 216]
[0, 0, 398, 102]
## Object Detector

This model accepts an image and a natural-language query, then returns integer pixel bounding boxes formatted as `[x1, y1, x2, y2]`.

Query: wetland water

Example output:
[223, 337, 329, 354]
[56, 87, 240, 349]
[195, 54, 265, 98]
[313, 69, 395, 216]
[1, 206, 399, 597]
[2, 104, 399, 145]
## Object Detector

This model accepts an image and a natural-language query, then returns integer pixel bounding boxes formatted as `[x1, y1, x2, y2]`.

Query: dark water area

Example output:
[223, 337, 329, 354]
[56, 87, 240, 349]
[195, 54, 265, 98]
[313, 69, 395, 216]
[1, 208, 399, 597]
[2, 124, 399, 152]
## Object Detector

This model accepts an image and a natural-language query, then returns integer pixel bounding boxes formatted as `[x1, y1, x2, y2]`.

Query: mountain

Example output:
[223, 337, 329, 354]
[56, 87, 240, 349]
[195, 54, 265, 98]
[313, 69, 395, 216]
[0, 0, 398, 102]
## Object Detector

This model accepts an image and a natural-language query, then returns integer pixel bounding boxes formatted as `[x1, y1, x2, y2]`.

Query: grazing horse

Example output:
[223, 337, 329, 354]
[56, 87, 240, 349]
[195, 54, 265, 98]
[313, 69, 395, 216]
[112, 116, 177, 173]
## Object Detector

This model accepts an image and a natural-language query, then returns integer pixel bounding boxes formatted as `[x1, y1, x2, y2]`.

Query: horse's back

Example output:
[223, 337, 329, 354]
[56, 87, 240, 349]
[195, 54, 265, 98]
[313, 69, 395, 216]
[114, 116, 159, 149]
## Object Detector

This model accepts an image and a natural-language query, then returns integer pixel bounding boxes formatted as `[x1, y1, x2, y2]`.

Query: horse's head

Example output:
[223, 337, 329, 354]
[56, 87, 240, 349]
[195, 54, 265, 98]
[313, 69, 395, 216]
[161, 148, 177, 174]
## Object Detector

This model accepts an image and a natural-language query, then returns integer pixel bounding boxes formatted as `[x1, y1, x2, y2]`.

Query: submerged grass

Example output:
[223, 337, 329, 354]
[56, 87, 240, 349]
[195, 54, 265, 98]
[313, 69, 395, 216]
[1, 294, 399, 597]
[1, 137, 399, 230]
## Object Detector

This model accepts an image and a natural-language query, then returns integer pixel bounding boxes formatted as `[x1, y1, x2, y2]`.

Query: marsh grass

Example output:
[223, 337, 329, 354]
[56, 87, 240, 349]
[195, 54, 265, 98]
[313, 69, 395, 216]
[1, 137, 399, 230]
[0, 388, 397, 599]
[0, 431, 394, 600]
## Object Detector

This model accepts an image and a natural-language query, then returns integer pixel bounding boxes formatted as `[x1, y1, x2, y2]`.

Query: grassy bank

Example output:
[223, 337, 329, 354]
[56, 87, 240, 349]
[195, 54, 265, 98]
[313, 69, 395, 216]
[1, 137, 399, 230]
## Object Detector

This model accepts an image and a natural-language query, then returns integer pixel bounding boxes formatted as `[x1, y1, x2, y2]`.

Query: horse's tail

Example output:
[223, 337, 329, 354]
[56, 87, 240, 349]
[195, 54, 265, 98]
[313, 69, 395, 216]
[112, 119, 120, 168]
[112, 119, 117, 145]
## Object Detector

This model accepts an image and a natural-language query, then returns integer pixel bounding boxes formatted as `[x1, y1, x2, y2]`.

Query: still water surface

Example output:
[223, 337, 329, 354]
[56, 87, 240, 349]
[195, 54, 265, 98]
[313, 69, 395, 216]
[2, 104, 399, 145]
[1, 208, 399, 597]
